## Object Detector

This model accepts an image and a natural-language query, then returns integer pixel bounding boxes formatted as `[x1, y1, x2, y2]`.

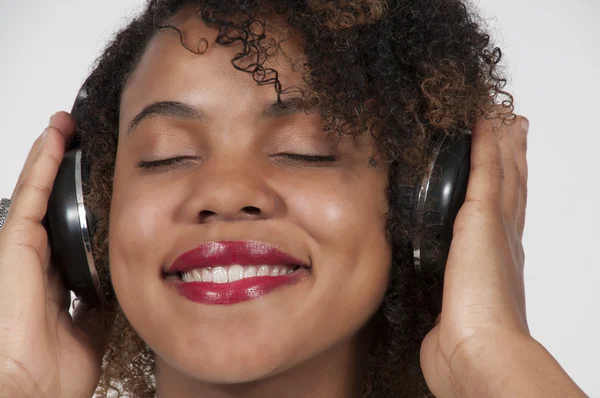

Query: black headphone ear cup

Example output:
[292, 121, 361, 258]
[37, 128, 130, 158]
[45, 77, 110, 306]
[46, 148, 107, 305]
[403, 130, 472, 314]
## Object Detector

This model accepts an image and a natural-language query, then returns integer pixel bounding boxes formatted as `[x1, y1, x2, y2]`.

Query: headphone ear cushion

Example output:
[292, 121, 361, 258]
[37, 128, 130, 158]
[395, 182, 418, 253]
[79, 150, 96, 239]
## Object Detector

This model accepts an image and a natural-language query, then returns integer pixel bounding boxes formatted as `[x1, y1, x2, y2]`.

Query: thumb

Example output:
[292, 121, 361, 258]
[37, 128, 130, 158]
[420, 325, 455, 398]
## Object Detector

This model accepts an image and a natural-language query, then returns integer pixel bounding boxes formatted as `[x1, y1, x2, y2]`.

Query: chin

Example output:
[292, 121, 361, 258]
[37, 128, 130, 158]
[155, 338, 302, 384]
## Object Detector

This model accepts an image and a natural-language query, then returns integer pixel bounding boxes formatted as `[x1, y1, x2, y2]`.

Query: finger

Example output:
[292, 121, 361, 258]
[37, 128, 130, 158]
[511, 117, 529, 239]
[48, 111, 76, 146]
[7, 118, 75, 226]
[420, 325, 454, 398]
[462, 109, 504, 215]
[498, 116, 522, 232]
[11, 112, 75, 201]
[11, 135, 46, 202]
[445, 109, 519, 326]
[501, 117, 529, 322]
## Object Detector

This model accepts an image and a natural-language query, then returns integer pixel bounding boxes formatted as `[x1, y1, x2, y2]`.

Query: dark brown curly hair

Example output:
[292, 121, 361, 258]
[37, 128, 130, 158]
[75, 0, 514, 396]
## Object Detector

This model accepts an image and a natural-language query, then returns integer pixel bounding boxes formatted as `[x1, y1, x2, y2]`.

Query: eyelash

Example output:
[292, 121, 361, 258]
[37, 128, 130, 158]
[136, 157, 192, 169]
[135, 154, 337, 169]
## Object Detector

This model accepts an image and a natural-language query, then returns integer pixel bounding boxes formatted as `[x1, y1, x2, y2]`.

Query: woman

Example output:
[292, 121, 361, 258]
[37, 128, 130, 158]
[0, 0, 588, 397]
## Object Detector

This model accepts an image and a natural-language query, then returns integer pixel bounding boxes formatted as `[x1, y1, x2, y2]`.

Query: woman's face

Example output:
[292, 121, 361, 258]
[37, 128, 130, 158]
[109, 8, 392, 384]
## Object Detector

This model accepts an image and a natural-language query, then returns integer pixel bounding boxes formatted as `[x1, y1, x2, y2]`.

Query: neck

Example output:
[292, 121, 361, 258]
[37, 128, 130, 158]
[155, 326, 373, 398]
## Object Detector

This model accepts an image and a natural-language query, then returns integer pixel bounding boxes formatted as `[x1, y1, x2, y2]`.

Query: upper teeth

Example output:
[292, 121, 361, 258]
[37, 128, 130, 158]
[181, 264, 297, 283]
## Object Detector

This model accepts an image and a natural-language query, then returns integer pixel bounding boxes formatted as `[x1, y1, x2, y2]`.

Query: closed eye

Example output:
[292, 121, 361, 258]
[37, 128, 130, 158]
[136, 157, 194, 169]
[279, 153, 337, 163]
[135, 153, 337, 170]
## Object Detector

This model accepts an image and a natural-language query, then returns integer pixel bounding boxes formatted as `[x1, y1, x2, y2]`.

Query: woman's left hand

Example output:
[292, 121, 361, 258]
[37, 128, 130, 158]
[420, 108, 587, 398]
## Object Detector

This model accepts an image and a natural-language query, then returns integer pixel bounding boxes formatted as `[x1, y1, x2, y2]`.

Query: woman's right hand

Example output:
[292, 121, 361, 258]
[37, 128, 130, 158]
[0, 112, 106, 398]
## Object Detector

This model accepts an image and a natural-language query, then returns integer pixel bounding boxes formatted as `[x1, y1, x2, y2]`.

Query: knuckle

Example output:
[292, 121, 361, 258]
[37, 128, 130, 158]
[23, 178, 52, 201]
[521, 182, 528, 203]
[469, 154, 486, 170]
[520, 169, 528, 187]
[519, 136, 528, 153]
[510, 160, 521, 184]
[456, 199, 502, 228]
[0, 225, 44, 258]
[45, 125, 61, 137]
[46, 152, 62, 172]
[490, 157, 504, 182]
[35, 140, 63, 170]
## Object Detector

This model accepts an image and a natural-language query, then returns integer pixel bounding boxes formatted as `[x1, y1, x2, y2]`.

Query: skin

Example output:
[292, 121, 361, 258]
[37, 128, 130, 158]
[0, 6, 588, 398]
[110, 8, 390, 398]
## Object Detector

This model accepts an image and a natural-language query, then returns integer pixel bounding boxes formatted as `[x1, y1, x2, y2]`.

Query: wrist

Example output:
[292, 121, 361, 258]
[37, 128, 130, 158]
[451, 333, 588, 398]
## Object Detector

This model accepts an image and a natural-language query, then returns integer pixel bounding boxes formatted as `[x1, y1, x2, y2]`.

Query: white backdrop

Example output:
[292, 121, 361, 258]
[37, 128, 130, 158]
[1, 0, 598, 396]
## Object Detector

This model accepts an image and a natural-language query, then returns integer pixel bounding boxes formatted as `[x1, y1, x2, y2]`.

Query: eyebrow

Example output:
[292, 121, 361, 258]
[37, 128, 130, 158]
[126, 98, 313, 138]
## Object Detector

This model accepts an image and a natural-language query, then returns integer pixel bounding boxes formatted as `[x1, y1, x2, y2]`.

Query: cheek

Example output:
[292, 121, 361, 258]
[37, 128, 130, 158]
[108, 168, 178, 305]
[285, 170, 390, 259]
[109, 185, 165, 262]
[283, 171, 392, 328]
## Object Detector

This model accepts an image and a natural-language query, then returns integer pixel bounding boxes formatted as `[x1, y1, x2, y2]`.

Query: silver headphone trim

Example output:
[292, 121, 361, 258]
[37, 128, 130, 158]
[413, 133, 446, 277]
[75, 149, 107, 305]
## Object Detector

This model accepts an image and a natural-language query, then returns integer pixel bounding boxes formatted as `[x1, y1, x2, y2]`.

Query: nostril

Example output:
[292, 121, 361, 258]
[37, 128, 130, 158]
[198, 210, 216, 223]
[197, 207, 262, 222]
[242, 206, 261, 215]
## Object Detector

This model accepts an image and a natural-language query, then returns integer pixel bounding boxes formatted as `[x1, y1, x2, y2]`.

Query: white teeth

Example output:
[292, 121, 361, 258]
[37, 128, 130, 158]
[202, 268, 212, 282]
[180, 264, 298, 283]
[244, 266, 257, 278]
[192, 269, 202, 281]
[212, 267, 228, 283]
[228, 265, 244, 282]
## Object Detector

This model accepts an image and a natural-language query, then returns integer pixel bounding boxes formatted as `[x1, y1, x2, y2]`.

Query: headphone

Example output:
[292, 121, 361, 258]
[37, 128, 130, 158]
[46, 80, 472, 313]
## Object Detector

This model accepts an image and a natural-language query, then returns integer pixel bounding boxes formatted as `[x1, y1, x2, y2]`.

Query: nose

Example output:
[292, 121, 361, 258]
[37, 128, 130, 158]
[183, 152, 281, 224]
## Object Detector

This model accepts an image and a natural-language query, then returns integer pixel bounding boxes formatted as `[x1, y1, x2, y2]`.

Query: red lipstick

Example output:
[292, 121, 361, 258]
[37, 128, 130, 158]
[165, 240, 310, 305]
[167, 240, 309, 273]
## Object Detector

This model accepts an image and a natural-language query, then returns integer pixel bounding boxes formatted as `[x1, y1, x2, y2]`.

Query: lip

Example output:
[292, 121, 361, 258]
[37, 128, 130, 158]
[165, 240, 311, 305]
[166, 240, 310, 274]
[167, 269, 309, 305]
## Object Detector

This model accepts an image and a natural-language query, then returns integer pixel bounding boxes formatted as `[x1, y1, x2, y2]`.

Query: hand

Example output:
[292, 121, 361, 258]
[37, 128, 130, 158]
[419, 109, 588, 398]
[420, 107, 531, 396]
[0, 112, 106, 397]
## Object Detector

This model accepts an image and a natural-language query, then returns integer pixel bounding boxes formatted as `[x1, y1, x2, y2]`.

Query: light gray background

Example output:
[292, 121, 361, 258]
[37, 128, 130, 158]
[1, 0, 598, 396]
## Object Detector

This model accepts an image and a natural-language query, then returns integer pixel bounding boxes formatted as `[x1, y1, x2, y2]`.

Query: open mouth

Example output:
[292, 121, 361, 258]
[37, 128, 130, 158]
[165, 264, 304, 284]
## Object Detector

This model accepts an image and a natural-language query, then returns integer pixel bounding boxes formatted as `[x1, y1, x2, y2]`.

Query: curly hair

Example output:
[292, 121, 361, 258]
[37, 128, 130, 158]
[75, 0, 514, 396]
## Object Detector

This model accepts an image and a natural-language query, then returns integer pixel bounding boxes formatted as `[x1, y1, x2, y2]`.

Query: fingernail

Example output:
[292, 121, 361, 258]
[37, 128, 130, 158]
[521, 117, 529, 133]
[42, 127, 49, 142]
[49, 113, 57, 126]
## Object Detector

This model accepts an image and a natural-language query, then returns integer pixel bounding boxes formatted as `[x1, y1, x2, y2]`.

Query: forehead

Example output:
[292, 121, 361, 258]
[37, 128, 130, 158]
[118, 6, 379, 155]
[121, 6, 307, 106]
